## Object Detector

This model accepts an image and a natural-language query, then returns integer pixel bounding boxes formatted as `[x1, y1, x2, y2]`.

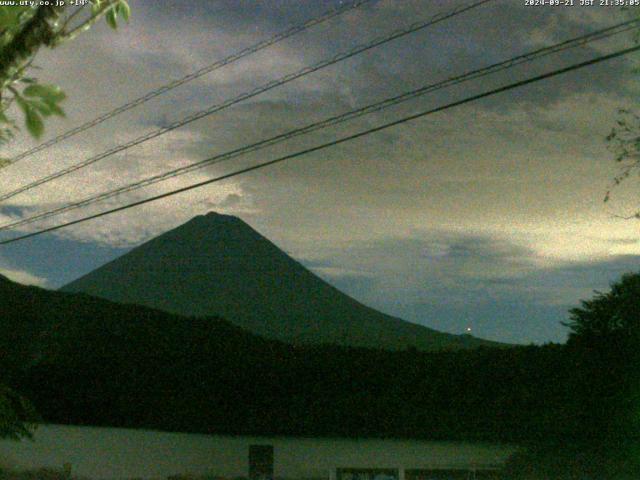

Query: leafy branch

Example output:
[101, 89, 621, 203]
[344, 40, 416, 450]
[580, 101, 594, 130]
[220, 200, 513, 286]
[605, 7, 640, 217]
[0, 0, 130, 149]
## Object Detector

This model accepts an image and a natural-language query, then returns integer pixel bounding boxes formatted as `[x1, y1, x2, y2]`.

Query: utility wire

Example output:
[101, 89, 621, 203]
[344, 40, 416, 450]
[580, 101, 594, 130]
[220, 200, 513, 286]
[1, 0, 374, 167]
[0, 0, 493, 202]
[2, 43, 638, 246]
[1, 18, 638, 232]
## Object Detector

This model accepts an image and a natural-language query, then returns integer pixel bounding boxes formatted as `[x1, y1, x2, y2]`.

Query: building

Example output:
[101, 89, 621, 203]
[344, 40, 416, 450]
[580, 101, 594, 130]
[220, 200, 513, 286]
[0, 425, 516, 479]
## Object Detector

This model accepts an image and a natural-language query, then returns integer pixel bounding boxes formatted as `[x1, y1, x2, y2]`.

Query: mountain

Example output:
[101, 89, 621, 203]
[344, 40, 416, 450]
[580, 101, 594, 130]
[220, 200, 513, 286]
[0, 275, 567, 441]
[0, 276, 286, 434]
[62, 212, 498, 350]
[0, 272, 263, 370]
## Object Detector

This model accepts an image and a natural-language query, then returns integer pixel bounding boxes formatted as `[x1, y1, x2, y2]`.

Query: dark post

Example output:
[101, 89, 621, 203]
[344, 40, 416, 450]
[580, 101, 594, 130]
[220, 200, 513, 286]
[249, 444, 274, 480]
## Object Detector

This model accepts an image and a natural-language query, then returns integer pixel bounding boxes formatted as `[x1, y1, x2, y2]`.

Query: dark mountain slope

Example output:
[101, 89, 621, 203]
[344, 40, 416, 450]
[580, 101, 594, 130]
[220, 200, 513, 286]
[0, 275, 287, 432]
[0, 272, 266, 369]
[62, 212, 499, 350]
[0, 275, 572, 441]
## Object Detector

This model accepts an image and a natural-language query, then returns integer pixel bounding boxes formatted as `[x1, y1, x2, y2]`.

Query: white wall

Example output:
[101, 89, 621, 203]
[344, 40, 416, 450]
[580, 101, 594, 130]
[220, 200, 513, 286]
[0, 425, 516, 479]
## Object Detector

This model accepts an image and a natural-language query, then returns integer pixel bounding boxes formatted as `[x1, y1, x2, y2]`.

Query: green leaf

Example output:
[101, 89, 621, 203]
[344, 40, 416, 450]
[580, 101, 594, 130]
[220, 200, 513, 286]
[23, 84, 65, 103]
[16, 97, 43, 138]
[24, 107, 44, 138]
[15, 95, 28, 114]
[30, 99, 54, 117]
[90, 0, 103, 15]
[48, 103, 65, 118]
[0, 6, 32, 31]
[106, 8, 118, 29]
[117, 1, 130, 22]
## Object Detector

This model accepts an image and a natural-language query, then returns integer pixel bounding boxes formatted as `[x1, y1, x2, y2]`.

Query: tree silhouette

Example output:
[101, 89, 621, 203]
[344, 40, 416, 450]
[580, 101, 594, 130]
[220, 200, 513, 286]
[562, 273, 639, 478]
[564, 271, 640, 344]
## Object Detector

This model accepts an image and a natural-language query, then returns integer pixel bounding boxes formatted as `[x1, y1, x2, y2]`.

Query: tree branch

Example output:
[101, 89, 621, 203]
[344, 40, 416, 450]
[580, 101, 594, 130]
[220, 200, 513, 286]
[0, 5, 65, 90]
[57, 1, 120, 43]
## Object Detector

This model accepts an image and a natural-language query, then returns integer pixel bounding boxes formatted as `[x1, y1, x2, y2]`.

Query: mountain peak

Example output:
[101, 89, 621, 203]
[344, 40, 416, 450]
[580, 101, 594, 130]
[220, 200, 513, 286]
[189, 211, 242, 224]
[62, 214, 499, 351]
[204, 211, 236, 220]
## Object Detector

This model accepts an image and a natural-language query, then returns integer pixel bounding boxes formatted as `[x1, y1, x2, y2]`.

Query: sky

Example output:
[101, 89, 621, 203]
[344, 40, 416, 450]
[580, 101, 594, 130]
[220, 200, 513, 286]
[1, 0, 640, 344]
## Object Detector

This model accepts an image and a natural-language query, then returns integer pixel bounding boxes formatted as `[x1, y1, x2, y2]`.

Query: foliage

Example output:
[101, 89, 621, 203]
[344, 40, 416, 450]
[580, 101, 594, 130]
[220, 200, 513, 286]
[0, 384, 38, 440]
[0, 0, 130, 148]
[0, 1, 130, 439]
[604, 109, 640, 215]
[2, 271, 639, 474]
[565, 272, 640, 442]
[564, 271, 640, 341]
[0, 467, 80, 480]
[0, 275, 576, 442]
[605, 9, 640, 216]
[502, 441, 640, 480]
[8, 82, 66, 142]
[506, 272, 640, 479]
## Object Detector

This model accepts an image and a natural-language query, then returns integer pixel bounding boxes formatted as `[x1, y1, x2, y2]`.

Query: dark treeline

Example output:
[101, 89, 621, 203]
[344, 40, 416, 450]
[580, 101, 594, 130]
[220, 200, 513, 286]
[1, 273, 638, 477]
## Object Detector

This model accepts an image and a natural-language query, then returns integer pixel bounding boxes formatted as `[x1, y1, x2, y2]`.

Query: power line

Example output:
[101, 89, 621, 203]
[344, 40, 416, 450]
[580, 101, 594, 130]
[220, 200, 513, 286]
[0, 0, 493, 202]
[1, 0, 374, 167]
[2, 43, 638, 246]
[1, 18, 637, 232]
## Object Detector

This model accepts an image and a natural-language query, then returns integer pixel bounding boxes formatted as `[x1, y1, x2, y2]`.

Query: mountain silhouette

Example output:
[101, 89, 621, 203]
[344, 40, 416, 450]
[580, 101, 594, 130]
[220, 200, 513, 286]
[62, 212, 498, 350]
[0, 274, 563, 441]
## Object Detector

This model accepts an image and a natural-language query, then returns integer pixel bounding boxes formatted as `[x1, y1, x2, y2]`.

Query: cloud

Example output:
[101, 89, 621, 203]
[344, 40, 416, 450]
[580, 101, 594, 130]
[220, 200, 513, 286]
[0, 0, 637, 344]
[290, 229, 640, 344]
[300, 256, 374, 280]
[0, 267, 48, 287]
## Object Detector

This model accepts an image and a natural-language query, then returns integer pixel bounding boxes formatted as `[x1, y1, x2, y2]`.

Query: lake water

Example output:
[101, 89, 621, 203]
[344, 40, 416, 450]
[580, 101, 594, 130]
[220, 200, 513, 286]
[0, 424, 516, 479]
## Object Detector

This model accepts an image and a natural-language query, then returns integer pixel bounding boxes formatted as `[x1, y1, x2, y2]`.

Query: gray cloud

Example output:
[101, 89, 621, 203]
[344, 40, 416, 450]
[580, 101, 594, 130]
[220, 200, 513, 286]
[299, 231, 640, 344]
[1, 0, 639, 344]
